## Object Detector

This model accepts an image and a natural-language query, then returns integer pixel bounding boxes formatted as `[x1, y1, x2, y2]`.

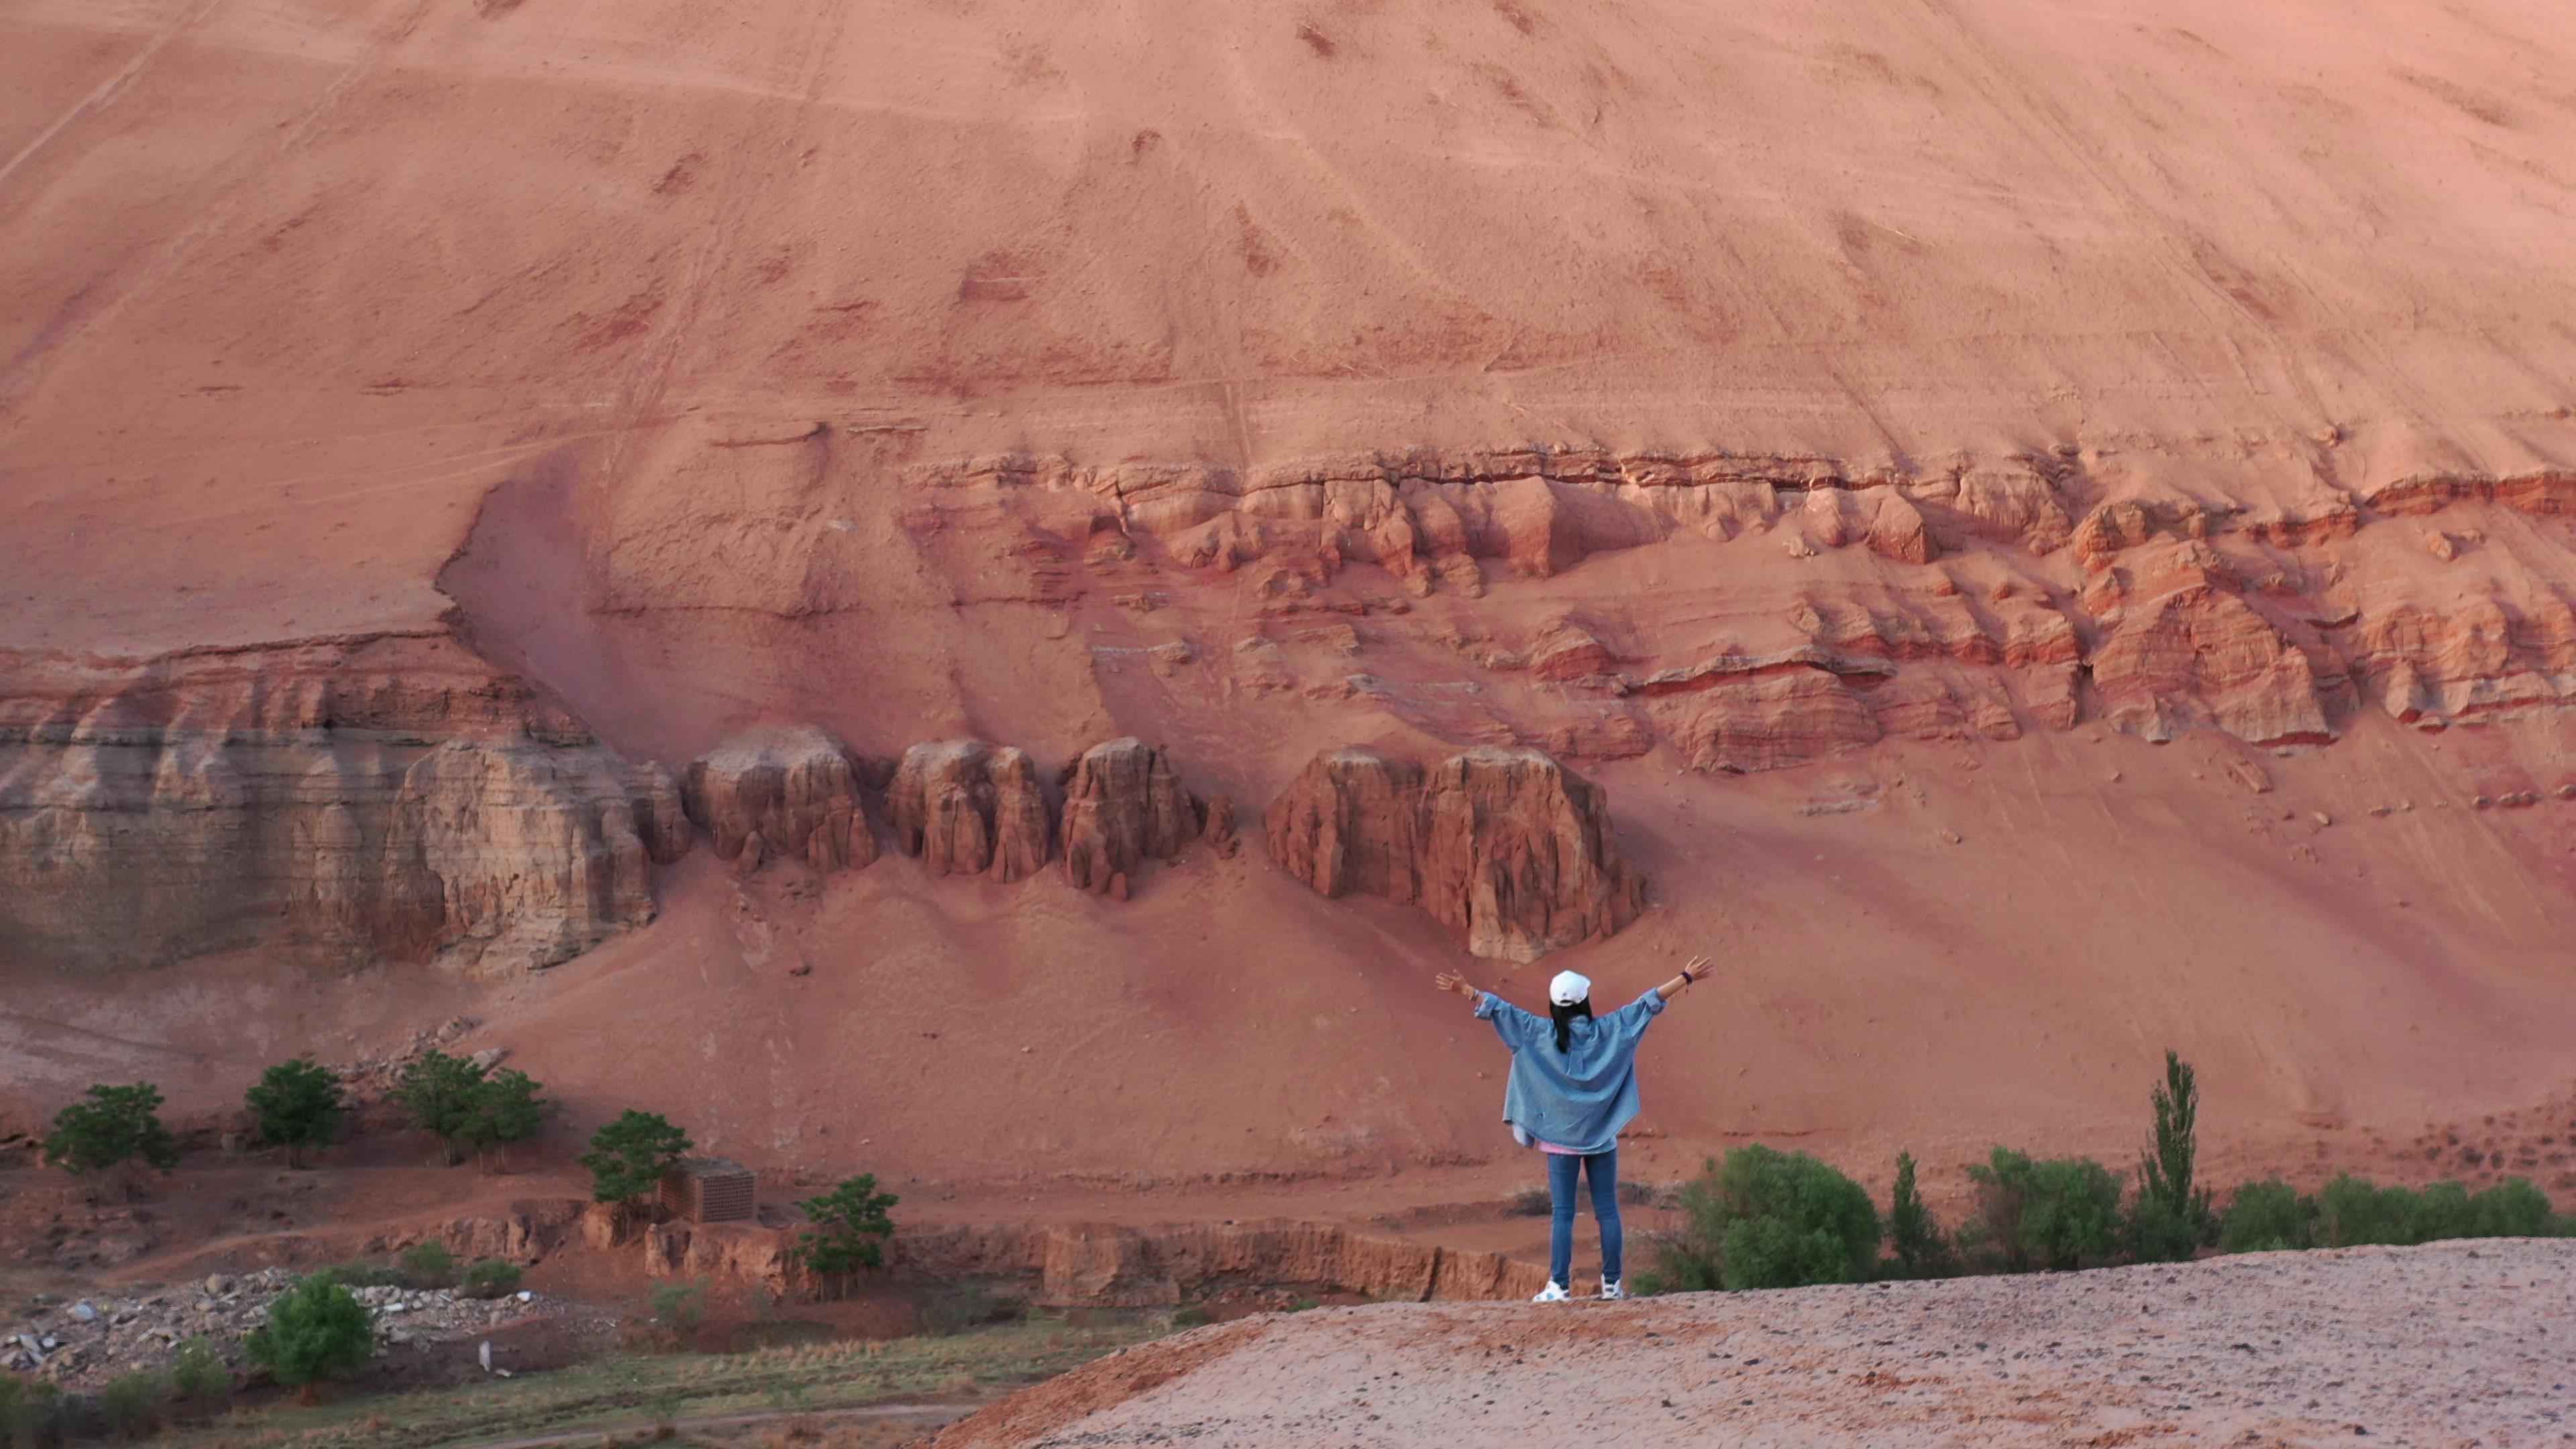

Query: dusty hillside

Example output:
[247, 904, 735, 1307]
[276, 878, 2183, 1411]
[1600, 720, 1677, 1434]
[5, 0, 2576, 1197]
[928, 1240, 2576, 1448]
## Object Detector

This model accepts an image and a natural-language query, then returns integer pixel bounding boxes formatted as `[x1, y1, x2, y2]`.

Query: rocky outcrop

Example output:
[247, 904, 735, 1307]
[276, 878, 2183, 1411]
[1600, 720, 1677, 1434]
[0, 635, 668, 973]
[2087, 542, 2341, 745]
[1058, 738, 1201, 894]
[888, 740, 1053, 881]
[682, 726, 874, 871]
[1265, 746, 1644, 961]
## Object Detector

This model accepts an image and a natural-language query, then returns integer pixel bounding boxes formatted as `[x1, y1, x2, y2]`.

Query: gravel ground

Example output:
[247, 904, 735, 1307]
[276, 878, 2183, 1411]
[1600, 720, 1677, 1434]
[934, 1240, 2576, 1448]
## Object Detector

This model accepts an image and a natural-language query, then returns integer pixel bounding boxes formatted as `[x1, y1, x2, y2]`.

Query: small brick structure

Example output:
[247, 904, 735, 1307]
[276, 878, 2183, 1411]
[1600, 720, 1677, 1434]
[659, 1157, 757, 1224]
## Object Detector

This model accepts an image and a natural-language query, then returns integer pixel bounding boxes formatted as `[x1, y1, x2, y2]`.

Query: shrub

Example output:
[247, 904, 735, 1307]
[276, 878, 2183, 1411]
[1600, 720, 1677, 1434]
[2466, 1177, 2556, 1238]
[247, 1060, 344, 1169]
[169, 1335, 232, 1398]
[1662, 1146, 1880, 1291]
[918, 1281, 1011, 1336]
[43, 1083, 180, 1177]
[647, 1279, 708, 1350]
[1968, 1148, 2122, 1272]
[1171, 1303, 1213, 1329]
[579, 1111, 692, 1206]
[246, 1273, 375, 1390]
[392, 1051, 486, 1166]
[463, 1260, 524, 1299]
[2130, 1051, 2214, 1263]
[2218, 1178, 2316, 1253]
[464, 1069, 549, 1171]
[786, 1175, 900, 1295]
[399, 1240, 457, 1287]
[317, 1260, 403, 1289]
[96, 1372, 165, 1438]
[1886, 1150, 1953, 1277]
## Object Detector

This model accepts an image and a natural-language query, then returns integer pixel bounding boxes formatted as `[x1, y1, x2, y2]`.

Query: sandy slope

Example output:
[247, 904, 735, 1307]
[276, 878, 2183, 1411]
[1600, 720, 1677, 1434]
[930, 1240, 2576, 1448]
[8, 0, 2576, 653]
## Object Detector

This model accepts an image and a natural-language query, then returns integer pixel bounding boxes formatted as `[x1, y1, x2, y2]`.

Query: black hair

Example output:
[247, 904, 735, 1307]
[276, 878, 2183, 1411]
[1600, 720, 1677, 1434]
[1550, 997, 1593, 1053]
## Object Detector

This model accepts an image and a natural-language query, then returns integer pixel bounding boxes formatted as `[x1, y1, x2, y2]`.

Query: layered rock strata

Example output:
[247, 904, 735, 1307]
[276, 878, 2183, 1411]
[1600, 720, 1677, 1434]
[0, 635, 669, 973]
[888, 740, 1053, 882]
[1057, 737, 1201, 895]
[917, 445, 2576, 765]
[1265, 746, 1644, 961]
[682, 726, 875, 871]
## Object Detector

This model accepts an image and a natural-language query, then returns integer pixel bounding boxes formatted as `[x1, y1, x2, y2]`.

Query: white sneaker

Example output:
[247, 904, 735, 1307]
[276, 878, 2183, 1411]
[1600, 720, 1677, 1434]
[1598, 1279, 1626, 1301]
[1531, 1281, 1570, 1303]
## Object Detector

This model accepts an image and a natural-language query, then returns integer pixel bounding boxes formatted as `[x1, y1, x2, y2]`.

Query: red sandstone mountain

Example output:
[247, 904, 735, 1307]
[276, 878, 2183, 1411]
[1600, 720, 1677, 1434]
[5, 0, 2576, 1194]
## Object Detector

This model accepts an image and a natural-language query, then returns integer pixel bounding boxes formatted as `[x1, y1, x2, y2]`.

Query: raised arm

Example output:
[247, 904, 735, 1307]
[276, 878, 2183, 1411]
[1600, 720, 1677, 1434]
[1654, 955, 1714, 1003]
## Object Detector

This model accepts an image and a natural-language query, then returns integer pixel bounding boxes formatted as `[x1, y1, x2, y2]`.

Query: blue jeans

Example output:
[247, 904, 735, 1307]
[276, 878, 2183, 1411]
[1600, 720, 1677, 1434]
[1546, 1147, 1621, 1286]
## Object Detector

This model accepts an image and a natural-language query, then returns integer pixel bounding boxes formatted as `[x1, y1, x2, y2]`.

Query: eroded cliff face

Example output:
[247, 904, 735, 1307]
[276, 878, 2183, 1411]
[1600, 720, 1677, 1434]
[0, 635, 669, 973]
[887, 739, 1054, 883]
[1265, 745, 1644, 962]
[1058, 737, 1201, 896]
[684, 726, 874, 872]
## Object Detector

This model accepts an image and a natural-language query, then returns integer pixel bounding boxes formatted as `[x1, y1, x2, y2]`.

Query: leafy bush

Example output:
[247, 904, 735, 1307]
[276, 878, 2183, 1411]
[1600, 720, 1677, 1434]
[246, 1273, 375, 1388]
[96, 1372, 165, 1438]
[399, 1240, 457, 1287]
[787, 1175, 900, 1293]
[2218, 1178, 2317, 1252]
[1171, 1303, 1213, 1328]
[1658, 1146, 1881, 1292]
[317, 1260, 403, 1289]
[647, 1279, 708, 1350]
[1886, 1151, 1953, 1277]
[44, 1083, 180, 1176]
[2130, 1051, 2214, 1263]
[579, 1110, 692, 1205]
[1967, 1148, 2123, 1272]
[464, 1259, 524, 1299]
[169, 1335, 231, 1398]
[2316, 1174, 2563, 1246]
[919, 1281, 1016, 1336]
[247, 1060, 344, 1169]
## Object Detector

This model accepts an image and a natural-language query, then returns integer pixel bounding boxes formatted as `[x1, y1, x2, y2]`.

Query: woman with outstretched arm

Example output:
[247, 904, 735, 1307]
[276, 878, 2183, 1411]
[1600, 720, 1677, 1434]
[1434, 955, 1712, 1302]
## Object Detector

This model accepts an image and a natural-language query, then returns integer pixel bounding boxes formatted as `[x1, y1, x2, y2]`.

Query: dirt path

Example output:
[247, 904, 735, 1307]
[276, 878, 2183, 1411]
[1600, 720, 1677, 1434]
[932, 1240, 2576, 1448]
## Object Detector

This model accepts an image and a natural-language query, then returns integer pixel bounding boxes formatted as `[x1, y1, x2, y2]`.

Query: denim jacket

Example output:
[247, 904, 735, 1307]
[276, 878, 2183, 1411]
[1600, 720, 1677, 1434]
[1475, 988, 1666, 1156]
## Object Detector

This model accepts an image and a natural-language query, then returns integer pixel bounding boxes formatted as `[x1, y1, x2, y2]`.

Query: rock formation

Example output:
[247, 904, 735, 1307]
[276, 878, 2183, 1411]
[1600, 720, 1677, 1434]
[888, 740, 1053, 882]
[682, 726, 875, 871]
[1265, 746, 1644, 961]
[0, 635, 666, 973]
[1058, 738, 1201, 894]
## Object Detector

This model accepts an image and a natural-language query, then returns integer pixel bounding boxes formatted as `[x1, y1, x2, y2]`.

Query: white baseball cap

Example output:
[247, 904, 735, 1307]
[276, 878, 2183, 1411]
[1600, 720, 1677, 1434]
[1548, 970, 1593, 1006]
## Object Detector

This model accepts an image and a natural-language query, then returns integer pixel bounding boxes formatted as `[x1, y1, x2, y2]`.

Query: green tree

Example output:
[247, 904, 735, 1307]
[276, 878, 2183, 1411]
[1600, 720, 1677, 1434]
[464, 1069, 550, 1171]
[2130, 1050, 2214, 1262]
[247, 1059, 344, 1169]
[2218, 1178, 2317, 1252]
[1886, 1150, 1951, 1277]
[42, 1083, 180, 1176]
[786, 1175, 901, 1295]
[392, 1051, 486, 1166]
[1660, 1145, 1880, 1291]
[578, 1110, 692, 1206]
[245, 1273, 374, 1400]
[1967, 1148, 2123, 1271]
